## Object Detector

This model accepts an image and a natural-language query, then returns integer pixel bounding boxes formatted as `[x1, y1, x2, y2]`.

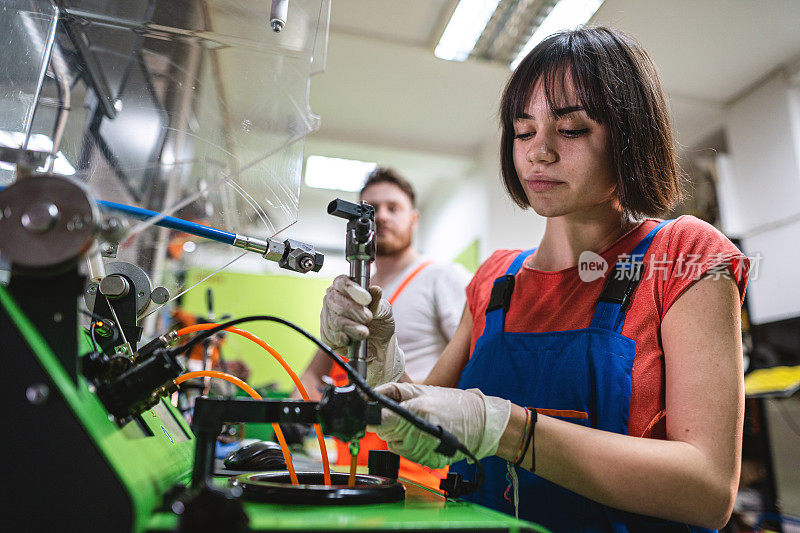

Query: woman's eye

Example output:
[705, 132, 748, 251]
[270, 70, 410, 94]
[560, 128, 589, 137]
[514, 132, 534, 140]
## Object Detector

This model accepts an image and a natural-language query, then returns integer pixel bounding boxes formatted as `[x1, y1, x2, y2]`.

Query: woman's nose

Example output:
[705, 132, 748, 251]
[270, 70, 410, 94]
[528, 137, 557, 164]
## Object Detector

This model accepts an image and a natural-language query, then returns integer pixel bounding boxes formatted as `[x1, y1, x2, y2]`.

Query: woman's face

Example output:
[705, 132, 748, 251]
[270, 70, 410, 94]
[512, 77, 618, 219]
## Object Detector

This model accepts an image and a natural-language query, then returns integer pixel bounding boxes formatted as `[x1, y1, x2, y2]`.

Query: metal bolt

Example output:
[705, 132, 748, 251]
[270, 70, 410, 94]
[151, 286, 170, 305]
[299, 256, 314, 272]
[53, 312, 63, 323]
[20, 202, 59, 233]
[87, 284, 97, 295]
[283, 406, 290, 415]
[100, 274, 130, 299]
[26, 383, 50, 405]
[271, 19, 284, 32]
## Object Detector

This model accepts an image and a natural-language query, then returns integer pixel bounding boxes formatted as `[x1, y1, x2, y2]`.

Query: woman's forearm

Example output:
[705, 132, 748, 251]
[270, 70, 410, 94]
[497, 409, 736, 529]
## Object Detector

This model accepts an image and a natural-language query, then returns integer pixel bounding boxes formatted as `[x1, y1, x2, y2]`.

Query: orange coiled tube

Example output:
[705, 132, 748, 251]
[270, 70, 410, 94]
[174, 370, 299, 485]
[175, 324, 332, 485]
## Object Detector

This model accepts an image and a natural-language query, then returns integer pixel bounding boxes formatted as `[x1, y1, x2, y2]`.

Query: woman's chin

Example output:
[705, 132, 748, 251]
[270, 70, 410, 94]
[526, 200, 568, 219]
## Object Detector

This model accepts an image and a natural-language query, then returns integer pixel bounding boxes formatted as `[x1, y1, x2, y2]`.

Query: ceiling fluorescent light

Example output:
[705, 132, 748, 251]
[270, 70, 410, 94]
[304, 155, 377, 192]
[510, 0, 604, 69]
[435, 0, 502, 62]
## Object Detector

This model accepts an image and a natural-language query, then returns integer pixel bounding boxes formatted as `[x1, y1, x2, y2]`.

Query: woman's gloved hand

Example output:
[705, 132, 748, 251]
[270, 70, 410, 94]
[320, 275, 405, 387]
[370, 383, 512, 468]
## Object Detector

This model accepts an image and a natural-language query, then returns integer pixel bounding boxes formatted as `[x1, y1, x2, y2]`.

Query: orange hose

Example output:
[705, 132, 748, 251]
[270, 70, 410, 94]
[175, 324, 332, 485]
[349, 450, 358, 488]
[174, 370, 299, 485]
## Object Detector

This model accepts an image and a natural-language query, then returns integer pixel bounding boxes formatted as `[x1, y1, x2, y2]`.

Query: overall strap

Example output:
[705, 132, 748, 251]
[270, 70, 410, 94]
[590, 220, 674, 332]
[484, 249, 537, 334]
[387, 261, 432, 304]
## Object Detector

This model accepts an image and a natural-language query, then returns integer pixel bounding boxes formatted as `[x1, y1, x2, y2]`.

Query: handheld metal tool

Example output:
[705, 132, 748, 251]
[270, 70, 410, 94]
[327, 199, 376, 381]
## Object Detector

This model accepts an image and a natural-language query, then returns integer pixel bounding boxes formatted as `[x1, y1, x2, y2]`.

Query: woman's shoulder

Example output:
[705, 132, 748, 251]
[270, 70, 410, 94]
[467, 249, 524, 294]
[667, 214, 728, 235]
[659, 215, 742, 257]
[479, 249, 524, 274]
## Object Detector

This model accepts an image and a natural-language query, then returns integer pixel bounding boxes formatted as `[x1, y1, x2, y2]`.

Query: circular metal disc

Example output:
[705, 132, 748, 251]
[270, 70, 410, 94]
[0, 175, 96, 269]
[84, 261, 152, 316]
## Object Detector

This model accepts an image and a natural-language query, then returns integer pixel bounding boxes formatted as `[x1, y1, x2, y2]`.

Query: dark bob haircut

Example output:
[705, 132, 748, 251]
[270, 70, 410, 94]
[500, 26, 682, 218]
[360, 167, 417, 207]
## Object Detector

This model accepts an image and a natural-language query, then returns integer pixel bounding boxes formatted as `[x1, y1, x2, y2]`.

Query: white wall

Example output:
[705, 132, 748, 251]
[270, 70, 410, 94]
[724, 74, 800, 233]
[720, 67, 800, 324]
[417, 168, 486, 262]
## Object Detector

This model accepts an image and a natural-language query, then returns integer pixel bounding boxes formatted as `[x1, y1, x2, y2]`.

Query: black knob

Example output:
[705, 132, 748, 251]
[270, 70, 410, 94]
[368, 450, 400, 480]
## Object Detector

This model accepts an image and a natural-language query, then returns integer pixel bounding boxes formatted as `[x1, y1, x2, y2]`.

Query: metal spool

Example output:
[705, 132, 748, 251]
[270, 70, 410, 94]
[84, 261, 154, 317]
[0, 174, 97, 270]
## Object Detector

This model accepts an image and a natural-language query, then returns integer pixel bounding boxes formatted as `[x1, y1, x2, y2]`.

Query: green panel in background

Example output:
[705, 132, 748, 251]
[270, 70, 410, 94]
[182, 270, 333, 392]
[453, 239, 480, 273]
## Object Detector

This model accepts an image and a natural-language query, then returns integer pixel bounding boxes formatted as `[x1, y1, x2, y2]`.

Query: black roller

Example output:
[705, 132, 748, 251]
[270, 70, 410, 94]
[230, 471, 405, 505]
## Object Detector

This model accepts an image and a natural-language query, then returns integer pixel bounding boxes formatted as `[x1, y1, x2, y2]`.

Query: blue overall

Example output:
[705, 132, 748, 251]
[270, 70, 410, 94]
[450, 220, 714, 532]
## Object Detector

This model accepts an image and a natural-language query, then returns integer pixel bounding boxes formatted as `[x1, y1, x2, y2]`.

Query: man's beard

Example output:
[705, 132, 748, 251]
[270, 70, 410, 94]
[376, 228, 413, 257]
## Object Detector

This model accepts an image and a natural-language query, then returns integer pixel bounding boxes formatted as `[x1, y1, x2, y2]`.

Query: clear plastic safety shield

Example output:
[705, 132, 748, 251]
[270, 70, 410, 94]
[0, 0, 330, 319]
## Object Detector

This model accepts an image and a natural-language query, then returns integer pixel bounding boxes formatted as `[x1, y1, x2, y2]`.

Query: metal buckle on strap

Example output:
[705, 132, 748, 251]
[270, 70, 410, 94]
[486, 275, 515, 314]
[598, 261, 643, 310]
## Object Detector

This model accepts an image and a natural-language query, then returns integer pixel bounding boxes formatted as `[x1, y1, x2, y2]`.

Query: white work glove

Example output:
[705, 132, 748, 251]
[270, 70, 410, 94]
[370, 383, 512, 469]
[320, 274, 405, 387]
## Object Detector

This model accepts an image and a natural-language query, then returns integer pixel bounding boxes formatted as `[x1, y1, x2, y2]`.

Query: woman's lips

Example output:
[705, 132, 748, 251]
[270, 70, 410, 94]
[525, 179, 564, 192]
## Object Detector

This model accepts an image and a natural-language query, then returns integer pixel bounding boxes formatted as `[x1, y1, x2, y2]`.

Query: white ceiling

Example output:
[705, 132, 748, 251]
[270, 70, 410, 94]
[303, 0, 800, 197]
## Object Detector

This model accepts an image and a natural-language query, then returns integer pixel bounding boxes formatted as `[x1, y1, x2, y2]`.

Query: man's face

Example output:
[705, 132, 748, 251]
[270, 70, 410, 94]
[360, 182, 418, 256]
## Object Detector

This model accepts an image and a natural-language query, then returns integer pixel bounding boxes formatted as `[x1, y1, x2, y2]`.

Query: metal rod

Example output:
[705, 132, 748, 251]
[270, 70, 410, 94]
[22, 6, 60, 151]
[349, 259, 369, 379]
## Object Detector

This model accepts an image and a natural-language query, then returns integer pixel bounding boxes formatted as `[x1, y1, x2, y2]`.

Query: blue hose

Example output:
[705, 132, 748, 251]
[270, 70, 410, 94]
[97, 200, 236, 245]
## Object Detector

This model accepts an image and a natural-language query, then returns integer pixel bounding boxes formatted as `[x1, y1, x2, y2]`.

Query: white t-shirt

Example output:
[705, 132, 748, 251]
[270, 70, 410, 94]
[378, 258, 472, 382]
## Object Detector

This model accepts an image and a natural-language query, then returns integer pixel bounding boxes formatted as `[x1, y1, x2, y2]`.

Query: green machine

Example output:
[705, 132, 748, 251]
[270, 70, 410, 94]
[0, 176, 546, 532]
[1, 275, 544, 532]
[1, 1, 546, 531]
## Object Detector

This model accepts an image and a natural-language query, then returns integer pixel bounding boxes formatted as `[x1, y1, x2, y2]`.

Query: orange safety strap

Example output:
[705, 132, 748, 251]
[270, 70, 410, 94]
[387, 260, 433, 304]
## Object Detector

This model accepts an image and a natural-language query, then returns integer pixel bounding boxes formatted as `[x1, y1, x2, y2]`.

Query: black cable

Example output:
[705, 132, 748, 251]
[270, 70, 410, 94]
[170, 315, 485, 493]
[79, 308, 120, 349]
[88, 320, 99, 352]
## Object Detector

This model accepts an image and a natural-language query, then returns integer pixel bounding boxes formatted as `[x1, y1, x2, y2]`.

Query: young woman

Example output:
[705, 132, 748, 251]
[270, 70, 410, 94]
[320, 26, 748, 532]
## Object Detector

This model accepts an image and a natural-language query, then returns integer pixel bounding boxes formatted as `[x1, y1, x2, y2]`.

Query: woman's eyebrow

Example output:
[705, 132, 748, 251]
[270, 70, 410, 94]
[553, 105, 584, 117]
[515, 105, 584, 121]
